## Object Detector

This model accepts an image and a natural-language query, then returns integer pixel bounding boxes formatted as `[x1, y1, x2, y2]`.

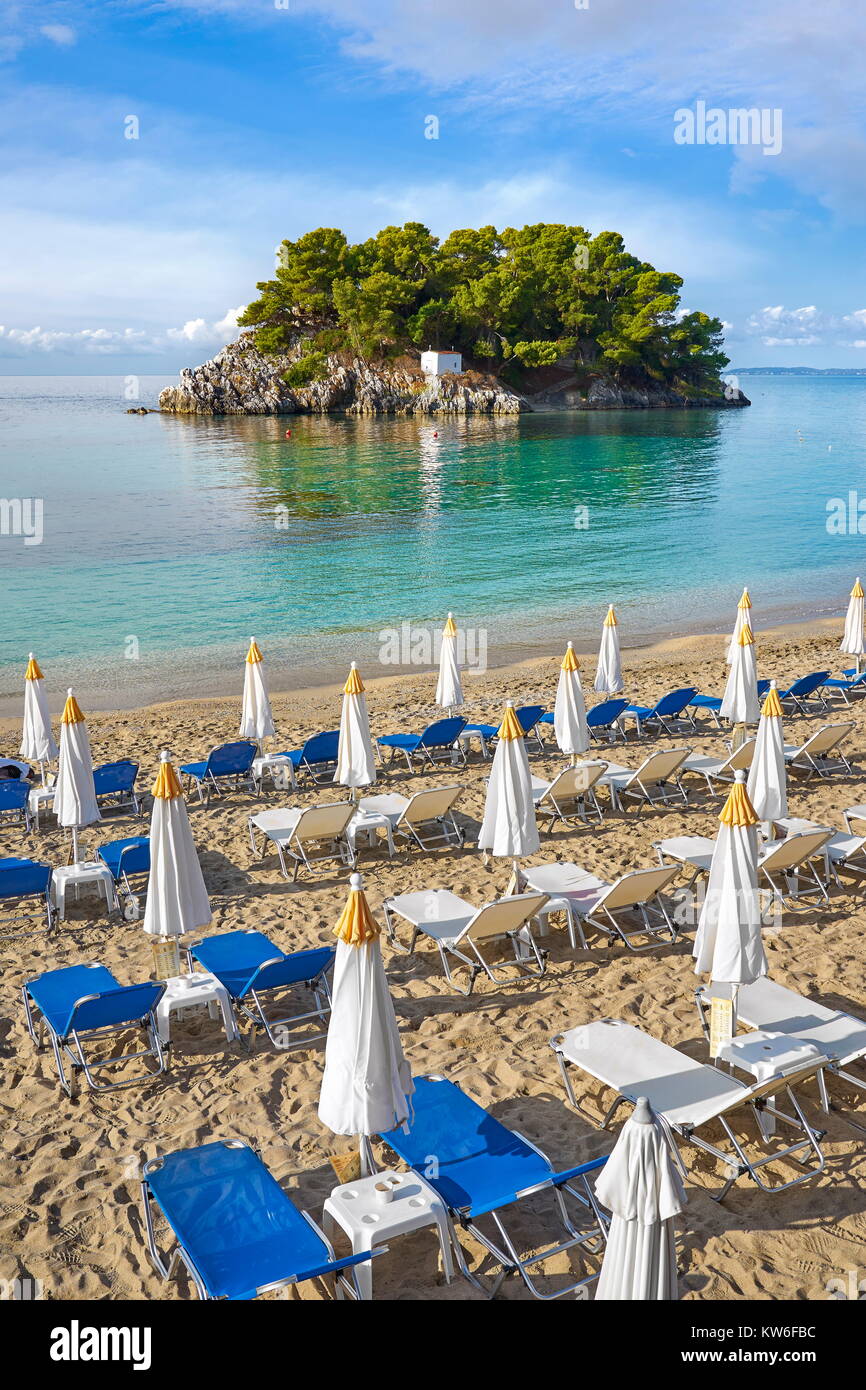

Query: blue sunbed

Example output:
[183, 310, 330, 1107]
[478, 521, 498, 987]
[587, 698, 629, 743]
[181, 741, 257, 805]
[92, 759, 140, 814]
[623, 687, 698, 736]
[379, 1074, 607, 1299]
[0, 778, 32, 832]
[463, 704, 546, 756]
[377, 716, 468, 772]
[97, 836, 150, 916]
[188, 929, 335, 1049]
[0, 856, 54, 933]
[141, 1140, 377, 1300]
[22, 962, 166, 1097]
[274, 730, 340, 786]
[778, 671, 829, 715]
[824, 669, 866, 703]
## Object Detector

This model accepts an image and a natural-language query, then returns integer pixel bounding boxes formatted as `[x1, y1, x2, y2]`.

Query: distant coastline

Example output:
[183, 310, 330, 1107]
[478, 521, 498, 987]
[734, 366, 866, 376]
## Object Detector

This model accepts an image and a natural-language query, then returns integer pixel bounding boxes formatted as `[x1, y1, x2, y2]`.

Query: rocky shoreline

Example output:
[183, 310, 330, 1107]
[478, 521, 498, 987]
[157, 338, 750, 416]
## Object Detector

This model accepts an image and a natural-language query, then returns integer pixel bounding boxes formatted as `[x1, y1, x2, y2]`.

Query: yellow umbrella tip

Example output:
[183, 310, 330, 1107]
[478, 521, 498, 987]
[343, 663, 365, 695]
[603, 606, 617, 627]
[497, 702, 524, 741]
[61, 690, 86, 725]
[719, 775, 759, 828]
[761, 683, 784, 718]
[738, 587, 752, 609]
[443, 613, 457, 637]
[334, 873, 381, 945]
[561, 642, 580, 672]
[151, 751, 183, 800]
[24, 654, 44, 681]
[852, 578, 864, 599]
[737, 623, 755, 646]
[246, 638, 264, 664]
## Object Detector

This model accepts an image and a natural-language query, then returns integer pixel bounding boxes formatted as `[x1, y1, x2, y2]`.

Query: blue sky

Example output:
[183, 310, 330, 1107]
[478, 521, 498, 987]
[2, 0, 865, 374]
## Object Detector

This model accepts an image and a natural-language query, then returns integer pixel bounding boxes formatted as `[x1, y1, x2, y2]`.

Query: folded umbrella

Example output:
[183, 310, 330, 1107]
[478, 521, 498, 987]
[841, 577, 865, 673]
[746, 681, 787, 832]
[594, 605, 623, 694]
[594, 1096, 686, 1300]
[20, 653, 57, 781]
[52, 690, 100, 862]
[143, 751, 211, 943]
[554, 641, 589, 759]
[435, 612, 464, 712]
[239, 637, 276, 746]
[334, 663, 376, 794]
[726, 587, 753, 664]
[318, 872, 413, 1174]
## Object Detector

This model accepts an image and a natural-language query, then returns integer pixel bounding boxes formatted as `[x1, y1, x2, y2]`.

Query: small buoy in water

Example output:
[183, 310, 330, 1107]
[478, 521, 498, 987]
[433, 431, 438, 438]
[285, 429, 292, 438]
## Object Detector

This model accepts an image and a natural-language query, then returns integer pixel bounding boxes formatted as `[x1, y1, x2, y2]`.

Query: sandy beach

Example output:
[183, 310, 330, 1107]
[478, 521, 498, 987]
[2, 621, 865, 1302]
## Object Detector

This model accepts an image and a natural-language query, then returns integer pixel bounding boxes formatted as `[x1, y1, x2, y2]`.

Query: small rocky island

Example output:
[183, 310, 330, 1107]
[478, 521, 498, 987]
[159, 221, 750, 416]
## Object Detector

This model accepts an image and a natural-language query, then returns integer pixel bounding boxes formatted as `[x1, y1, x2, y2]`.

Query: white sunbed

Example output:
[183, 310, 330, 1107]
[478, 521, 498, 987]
[521, 861, 679, 951]
[783, 722, 855, 778]
[381, 888, 551, 994]
[248, 802, 356, 881]
[356, 785, 464, 852]
[766, 818, 866, 887]
[681, 738, 756, 793]
[695, 976, 866, 1130]
[550, 1017, 829, 1200]
[530, 761, 608, 830]
[598, 747, 692, 812]
[655, 827, 833, 907]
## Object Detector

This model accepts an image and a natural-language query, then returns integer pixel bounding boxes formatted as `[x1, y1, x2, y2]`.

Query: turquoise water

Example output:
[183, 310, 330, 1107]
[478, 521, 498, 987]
[1, 373, 865, 710]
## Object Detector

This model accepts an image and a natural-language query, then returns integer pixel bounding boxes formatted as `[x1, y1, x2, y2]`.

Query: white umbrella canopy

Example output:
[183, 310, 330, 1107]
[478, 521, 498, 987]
[478, 702, 540, 870]
[594, 605, 623, 694]
[726, 587, 753, 663]
[841, 577, 865, 663]
[594, 1096, 686, 1301]
[239, 637, 276, 744]
[554, 642, 590, 758]
[19, 653, 58, 773]
[52, 690, 100, 861]
[746, 681, 787, 828]
[318, 872, 414, 1172]
[334, 663, 376, 792]
[693, 771, 766, 986]
[143, 751, 212, 939]
[435, 612, 464, 711]
[720, 622, 760, 726]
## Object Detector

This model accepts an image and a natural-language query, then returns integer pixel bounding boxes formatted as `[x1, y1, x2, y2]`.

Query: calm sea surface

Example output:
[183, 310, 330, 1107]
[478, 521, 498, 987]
[1, 373, 864, 710]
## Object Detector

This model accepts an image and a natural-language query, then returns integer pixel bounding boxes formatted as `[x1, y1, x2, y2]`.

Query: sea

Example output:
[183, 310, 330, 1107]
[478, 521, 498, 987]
[1, 372, 864, 711]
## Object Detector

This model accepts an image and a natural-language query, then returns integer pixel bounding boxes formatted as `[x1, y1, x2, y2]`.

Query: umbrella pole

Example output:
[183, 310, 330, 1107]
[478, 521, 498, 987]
[38, 760, 47, 788]
[858, 656, 864, 676]
[71, 827, 80, 863]
[358, 1134, 373, 1177]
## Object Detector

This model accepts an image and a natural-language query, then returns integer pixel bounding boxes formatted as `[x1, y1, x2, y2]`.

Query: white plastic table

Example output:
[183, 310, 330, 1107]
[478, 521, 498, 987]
[346, 809, 396, 860]
[28, 785, 56, 831]
[51, 862, 117, 920]
[155, 972, 238, 1045]
[252, 754, 297, 792]
[718, 1028, 826, 1137]
[323, 1169, 454, 1301]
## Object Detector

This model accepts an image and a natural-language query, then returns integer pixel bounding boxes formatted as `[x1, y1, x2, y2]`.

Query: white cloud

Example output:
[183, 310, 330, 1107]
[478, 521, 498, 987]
[0, 309, 246, 357]
[741, 304, 866, 348]
[40, 24, 76, 45]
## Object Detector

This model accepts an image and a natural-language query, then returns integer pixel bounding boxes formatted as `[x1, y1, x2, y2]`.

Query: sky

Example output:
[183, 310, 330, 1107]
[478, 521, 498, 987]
[1, 0, 865, 375]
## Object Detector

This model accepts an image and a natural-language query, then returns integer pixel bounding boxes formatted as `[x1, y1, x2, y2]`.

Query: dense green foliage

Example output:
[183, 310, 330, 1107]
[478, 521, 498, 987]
[239, 222, 729, 391]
